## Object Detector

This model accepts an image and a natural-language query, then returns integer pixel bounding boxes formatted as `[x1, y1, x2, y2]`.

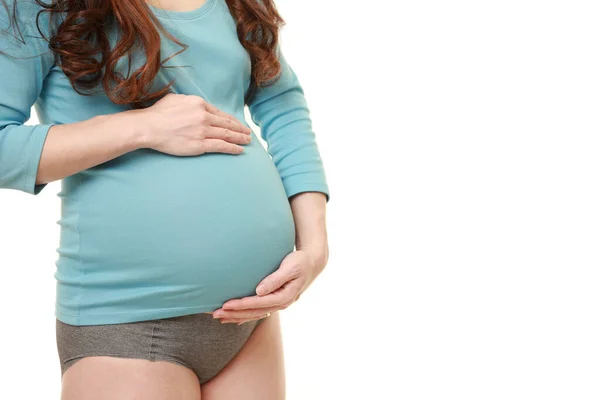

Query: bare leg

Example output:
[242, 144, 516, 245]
[201, 311, 286, 400]
[60, 357, 202, 400]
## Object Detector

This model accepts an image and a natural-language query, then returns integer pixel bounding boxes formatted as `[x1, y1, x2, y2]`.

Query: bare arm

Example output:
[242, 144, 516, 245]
[214, 191, 329, 321]
[211, 44, 332, 322]
[1, 5, 251, 196]
[290, 191, 329, 278]
[34, 96, 252, 187]
[34, 110, 146, 186]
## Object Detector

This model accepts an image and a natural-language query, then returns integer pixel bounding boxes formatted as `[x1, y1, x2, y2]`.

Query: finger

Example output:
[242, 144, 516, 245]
[221, 317, 264, 324]
[205, 126, 252, 145]
[220, 319, 256, 324]
[203, 102, 251, 133]
[202, 100, 235, 119]
[222, 292, 287, 310]
[201, 139, 244, 155]
[256, 254, 304, 296]
[255, 266, 294, 296]
[206, 113, 251, 135]
[221, 313, 274, 324]
[213, 306, 281, 320]
[222, 283, 298, 310]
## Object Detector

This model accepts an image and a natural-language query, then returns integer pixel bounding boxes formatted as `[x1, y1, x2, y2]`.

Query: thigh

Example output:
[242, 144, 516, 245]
[60, 356, 202, 400]
[201, 311, 285, 400]
[56, 318, 202, 400]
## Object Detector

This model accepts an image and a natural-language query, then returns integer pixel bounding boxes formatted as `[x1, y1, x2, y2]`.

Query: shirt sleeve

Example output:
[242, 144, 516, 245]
[248, 44, 330, 202]
[0, 3, 55, 195]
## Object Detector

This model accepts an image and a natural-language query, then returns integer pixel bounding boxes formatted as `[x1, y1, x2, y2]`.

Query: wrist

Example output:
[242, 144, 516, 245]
[120, 109, 157, 150]
[299, 243, 329, 273]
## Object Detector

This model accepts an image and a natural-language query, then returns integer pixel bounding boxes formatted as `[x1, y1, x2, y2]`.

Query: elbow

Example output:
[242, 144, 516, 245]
[0, 123, 53, 195]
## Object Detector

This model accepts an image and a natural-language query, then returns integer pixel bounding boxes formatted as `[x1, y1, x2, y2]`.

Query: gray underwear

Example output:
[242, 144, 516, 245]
[56, 312, 266, 384]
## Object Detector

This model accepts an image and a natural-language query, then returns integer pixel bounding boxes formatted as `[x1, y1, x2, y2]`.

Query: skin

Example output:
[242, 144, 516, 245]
[60, 311, 286, 400]
[147, 0, 206, 11]
[56, 111, 328, 400]
[36, 94, 252, 186]
[214, 192, 328, 325]
[57, 117, 328, 400]
[51, 1, 329, 398]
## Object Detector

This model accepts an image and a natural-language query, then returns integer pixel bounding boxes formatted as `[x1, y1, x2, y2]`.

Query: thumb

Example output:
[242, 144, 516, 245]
[256, 255, 298, 296]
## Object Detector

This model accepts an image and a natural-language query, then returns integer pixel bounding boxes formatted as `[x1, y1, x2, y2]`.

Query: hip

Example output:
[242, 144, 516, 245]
[55, 311, 269, 384]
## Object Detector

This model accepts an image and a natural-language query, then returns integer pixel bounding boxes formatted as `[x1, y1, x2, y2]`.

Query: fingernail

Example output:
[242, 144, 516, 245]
[256, 284, 267, 295]
[213, 312, 223, 318]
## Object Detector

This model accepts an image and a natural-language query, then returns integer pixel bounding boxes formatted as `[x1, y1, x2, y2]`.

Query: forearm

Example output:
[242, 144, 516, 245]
[290, 191, 329, 270]
[35, 109, 148, 185]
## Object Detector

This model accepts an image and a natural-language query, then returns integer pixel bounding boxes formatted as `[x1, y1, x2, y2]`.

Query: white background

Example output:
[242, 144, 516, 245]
[1, 0, 600, 399]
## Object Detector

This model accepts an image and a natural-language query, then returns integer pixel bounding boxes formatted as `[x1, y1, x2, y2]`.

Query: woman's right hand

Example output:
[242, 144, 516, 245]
[140, 93, 252, 156]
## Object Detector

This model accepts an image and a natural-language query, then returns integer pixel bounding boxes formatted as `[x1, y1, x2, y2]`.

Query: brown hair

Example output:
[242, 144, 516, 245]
[1, 0, 285, 108]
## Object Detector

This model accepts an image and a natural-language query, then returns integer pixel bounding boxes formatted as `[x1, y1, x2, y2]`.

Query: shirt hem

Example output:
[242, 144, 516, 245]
[285, 182, 330, 203]
[55, 304, 224, 326]
[24, 124, 53, 195]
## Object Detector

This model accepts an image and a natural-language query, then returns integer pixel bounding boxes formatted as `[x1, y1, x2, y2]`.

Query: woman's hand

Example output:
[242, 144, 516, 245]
[213, 191, 329, 324]
[139, 93, 252, 156]
[212, 247, 328, 324]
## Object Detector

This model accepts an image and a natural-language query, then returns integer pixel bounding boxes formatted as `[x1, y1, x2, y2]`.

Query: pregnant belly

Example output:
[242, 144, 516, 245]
[57, 139, 296, 316]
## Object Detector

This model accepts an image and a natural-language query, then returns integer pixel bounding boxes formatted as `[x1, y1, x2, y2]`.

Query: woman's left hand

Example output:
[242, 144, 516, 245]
[212, 248, 328, 324]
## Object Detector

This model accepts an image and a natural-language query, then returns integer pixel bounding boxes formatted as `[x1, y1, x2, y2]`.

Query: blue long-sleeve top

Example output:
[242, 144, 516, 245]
[0, 0, 329, 325]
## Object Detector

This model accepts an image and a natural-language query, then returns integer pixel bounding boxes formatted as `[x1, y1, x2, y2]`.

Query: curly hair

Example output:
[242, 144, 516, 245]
[0, 0, 285, 108]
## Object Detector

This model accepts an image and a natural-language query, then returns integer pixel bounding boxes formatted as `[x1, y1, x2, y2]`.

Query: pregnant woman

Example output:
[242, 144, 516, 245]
[0, 0, 329, 398]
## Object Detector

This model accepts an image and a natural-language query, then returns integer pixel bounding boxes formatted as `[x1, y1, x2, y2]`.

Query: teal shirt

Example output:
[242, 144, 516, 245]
[0, 0, 329, 325]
